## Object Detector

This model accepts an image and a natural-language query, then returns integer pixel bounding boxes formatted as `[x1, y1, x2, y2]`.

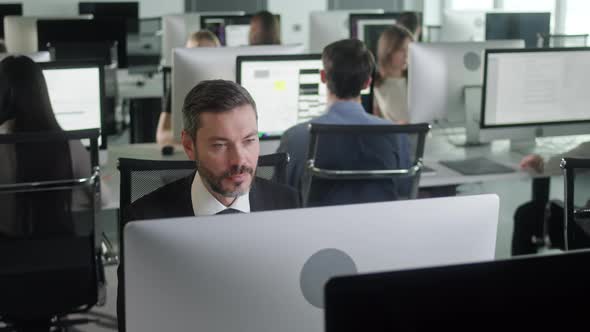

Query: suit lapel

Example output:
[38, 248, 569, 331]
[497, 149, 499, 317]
[249, 178, 264, 212]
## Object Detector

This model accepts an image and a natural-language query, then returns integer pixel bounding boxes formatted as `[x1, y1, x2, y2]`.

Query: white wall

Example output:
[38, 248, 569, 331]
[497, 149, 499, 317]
[0, 0, 184, 18]
[268, 0, 327, 49]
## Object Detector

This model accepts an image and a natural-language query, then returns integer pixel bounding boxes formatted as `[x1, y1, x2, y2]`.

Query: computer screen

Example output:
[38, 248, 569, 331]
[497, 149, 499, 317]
[349, 13, 400, 58]
[200, 15, 252, 46]
[237, 54, 327, 137]
[0, 3, 22, 38]
[325, 249, 590, 332]
[36, 18, 128, 68]
[78, 1, 139, 34]
[486, 12, 551, 48]
[481, 48, 590, 136]
[40, 62, 105, 147]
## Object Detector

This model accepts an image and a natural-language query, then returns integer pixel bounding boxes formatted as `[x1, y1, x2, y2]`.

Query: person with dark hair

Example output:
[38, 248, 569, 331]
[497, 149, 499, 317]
[276, 39, 412, 206]
[0, 55, 97, 237]
[249, 10, 281, 45]
[373, 25, 414, 124]
[117, 79, 300, 331]
[397, 11, 421, 40]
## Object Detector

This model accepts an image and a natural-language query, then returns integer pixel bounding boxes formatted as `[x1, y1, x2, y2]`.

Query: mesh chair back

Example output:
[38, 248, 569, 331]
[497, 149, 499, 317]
[561, 158, 590, 250]
[0, 129, 103, 323]
[303, 123, 430, 207]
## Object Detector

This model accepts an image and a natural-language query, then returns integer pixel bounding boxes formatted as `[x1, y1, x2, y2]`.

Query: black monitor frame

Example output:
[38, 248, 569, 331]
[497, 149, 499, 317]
[480, 47, 590, 130]
[36, 18, 128, 68]
[0, 3, 22, 38]
[38, 60, 107, 149]
[325, 250, 590, 331]
[485, 12, 551, 48]
[200, 14, 252, 46]
[78, 1, 139, 34]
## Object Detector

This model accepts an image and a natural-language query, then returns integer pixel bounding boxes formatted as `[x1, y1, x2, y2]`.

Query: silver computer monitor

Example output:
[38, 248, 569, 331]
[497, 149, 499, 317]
[408, 40, 525, 125]
[3, 15, 91, 54]
[125, 194, 500, 332]
[161, 11, 245, 66]
[309, 9, 384, 53]
[479, 48, 590, 143]
[237, 54, 327, 138]
[440, 10, 486, 42]
[40, 62, 105, 148]
[171, 43, 305, 141]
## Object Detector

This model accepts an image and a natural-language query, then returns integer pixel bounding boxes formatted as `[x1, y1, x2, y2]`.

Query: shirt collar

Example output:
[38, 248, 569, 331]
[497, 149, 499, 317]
[191, 171, 250, 216]
[327, 100, 368, 117]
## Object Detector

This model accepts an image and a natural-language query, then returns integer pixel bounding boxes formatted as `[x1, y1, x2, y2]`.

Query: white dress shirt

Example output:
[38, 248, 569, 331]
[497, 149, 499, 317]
[191, 171, 251, 216]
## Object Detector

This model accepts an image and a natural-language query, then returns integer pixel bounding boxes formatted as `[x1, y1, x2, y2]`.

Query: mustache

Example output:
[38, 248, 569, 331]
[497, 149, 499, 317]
[221, 165, 254, 179]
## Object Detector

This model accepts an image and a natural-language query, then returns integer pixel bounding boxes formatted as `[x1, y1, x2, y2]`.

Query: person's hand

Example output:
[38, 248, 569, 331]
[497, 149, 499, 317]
[520, 154, 544, 173]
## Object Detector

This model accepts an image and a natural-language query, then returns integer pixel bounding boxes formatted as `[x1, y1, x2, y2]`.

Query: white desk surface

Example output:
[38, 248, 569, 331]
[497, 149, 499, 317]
[102, 130, 589, 208]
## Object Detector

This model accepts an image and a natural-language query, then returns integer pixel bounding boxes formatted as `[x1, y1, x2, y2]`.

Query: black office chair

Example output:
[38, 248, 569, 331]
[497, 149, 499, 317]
[302, 123, 430, 207]
[561, 158, 590, 251]
[115, 152, 290, 332]
[0, 129, 105, 332]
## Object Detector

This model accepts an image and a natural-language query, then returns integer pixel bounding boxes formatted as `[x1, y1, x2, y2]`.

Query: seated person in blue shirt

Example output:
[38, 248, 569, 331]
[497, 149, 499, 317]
[276, 39, 412, 206]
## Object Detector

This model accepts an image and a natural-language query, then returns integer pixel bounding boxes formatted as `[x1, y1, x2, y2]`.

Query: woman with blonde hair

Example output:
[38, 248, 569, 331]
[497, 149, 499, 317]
[373, 24, 414, 124]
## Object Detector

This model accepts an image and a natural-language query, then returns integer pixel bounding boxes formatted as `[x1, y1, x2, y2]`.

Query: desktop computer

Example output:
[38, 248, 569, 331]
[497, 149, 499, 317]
[125, 194, 500, 332]
[160, 11, 245, 66]
[486, 12, 551, 48]
[440, 10, 486, 42]
[40, 61, 106, 148]
[237, 54, 327, 138]
[200, 14, 253, 47]
[408, 40, 525, 125]
[479, 47, 590, 148]
[36, 18, 128, 68]
[78, 1, 139, 34]
[325, 249, 590, 331]
[0, 3, 22, 39]
[171, 44, 305, 141]
[309, 9, 384, 53]
[349, 13, 400, 57]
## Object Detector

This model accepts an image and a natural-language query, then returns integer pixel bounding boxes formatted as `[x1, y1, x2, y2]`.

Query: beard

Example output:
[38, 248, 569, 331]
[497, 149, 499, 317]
[197, 161, 255, 198]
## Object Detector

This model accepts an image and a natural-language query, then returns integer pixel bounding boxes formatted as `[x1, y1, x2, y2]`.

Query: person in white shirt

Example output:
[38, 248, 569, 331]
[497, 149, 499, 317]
[373, 24, 414, 124]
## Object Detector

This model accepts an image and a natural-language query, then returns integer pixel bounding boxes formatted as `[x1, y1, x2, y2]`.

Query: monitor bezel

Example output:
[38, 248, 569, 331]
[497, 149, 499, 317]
[480, 47, 590, 130]
[38, 60, 107, 149]
[348, 12, 402, 40]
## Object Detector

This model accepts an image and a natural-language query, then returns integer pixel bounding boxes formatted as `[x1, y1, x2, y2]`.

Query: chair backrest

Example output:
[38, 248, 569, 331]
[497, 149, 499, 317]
[302, 123, 430, 207]
[0, 129, 104, 327]
[561, 157, 590, 251]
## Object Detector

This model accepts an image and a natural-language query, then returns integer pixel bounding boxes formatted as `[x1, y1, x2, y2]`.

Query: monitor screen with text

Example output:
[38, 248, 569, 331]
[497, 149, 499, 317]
[42, 66, 103, 146]
[238, 55, 328, 137]
[482, 49, 590, 128]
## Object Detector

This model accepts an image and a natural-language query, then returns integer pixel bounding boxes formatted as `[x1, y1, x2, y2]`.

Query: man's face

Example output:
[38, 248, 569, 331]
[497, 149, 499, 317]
[182, 105, 259, 198]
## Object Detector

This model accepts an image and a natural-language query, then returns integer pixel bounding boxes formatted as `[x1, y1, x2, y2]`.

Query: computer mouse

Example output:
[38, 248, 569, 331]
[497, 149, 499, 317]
[161, 145, 174, 156]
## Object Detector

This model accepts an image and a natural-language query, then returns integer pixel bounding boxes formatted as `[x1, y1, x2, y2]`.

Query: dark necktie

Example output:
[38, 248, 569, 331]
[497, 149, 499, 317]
[216, 208, 244, 215]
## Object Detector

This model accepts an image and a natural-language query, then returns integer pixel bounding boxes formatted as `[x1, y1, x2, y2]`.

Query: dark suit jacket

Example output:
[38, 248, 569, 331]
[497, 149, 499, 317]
[117, 174, 300, 331]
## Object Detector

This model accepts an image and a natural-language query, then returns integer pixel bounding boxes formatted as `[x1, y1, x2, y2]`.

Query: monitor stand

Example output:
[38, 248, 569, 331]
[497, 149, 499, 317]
[463, 85, 489, 147]
[99, 149, 109, 166]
